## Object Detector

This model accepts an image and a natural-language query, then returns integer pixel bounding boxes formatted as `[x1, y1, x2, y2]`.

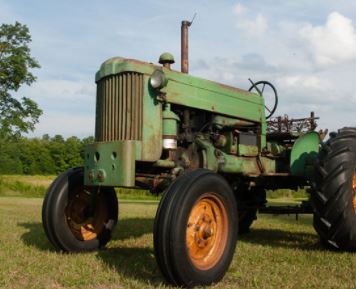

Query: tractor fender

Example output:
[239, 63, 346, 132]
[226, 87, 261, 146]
[290, 131, 320, 177]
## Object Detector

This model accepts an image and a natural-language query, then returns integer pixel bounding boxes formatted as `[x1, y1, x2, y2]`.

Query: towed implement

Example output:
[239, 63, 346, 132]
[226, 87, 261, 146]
[42, 20, 356, 287]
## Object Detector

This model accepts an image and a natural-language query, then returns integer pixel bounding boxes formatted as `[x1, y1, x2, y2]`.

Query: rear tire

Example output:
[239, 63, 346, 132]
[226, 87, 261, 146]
[154, 169, 238, 287]
[312, 128, 356, 250]
[42, 167, 118, 252]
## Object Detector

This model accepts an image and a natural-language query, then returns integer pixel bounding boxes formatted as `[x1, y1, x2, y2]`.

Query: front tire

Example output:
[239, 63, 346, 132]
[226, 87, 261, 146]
[154, 169, 238, 287]
[42, 167, 118, 252]
[312, 128, 356, 250]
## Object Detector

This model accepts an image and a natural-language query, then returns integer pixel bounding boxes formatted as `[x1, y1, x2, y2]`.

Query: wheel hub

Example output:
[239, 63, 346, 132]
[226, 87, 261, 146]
[186, 194, 228, 270]
[65, 187, 107, 241]
[192, 213, 214, 248]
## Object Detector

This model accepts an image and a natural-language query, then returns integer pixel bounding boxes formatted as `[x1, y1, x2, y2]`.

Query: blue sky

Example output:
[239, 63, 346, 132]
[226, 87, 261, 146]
[2, 0, 356, 138]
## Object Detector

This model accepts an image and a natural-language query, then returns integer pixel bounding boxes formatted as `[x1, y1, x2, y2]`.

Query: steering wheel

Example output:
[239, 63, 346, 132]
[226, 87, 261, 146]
[248, 80, 278, 119]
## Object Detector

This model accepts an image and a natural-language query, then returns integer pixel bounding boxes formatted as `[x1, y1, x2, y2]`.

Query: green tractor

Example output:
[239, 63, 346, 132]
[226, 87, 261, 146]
[42, 20, 356, 287]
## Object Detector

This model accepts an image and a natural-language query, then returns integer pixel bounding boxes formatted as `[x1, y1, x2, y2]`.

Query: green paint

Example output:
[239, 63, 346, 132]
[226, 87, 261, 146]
[212, 115, 255, 127]
[238, 144, 259, 157]
[290, 132, 320, 176]
[84, 141, 137, 187]
[141, 75, 162, 161]
[195, 135, 275, 176]
[267, 142, 286, 156]
[162, 104, 180, 136]
[219, 153, 260, 175]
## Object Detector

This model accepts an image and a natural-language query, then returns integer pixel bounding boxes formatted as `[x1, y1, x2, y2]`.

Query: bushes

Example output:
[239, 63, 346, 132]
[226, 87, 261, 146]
[0, 135, 94, 175]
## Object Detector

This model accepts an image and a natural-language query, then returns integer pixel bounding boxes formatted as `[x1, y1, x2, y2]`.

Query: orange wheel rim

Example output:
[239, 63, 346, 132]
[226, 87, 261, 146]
[353, 172, 356, 214]
[65, 187, 108, 241]
[186, 193, 228, 270]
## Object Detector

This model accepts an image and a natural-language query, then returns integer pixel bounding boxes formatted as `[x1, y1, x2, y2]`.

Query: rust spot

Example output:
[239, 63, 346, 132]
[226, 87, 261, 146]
[88, 170, 94, 181]
[97, 170, 105, 182]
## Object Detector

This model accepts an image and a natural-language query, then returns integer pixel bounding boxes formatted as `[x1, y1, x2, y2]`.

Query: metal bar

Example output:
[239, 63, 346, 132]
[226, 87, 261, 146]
[119, 74, 123, 140]
[132, 73, 137, 139]
[127, 73, 132, 139]
[103, 79, 108, 141]
[122, 74, 127, 140]
[108, 76, 112, 141]
[113, 75, 118, 140]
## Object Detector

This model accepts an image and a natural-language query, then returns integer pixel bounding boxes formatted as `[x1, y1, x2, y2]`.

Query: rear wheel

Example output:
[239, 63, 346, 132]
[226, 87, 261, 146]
[154, 169, 238, 287]
[312, 128, 356, 250]
[42, 167, 118, 251]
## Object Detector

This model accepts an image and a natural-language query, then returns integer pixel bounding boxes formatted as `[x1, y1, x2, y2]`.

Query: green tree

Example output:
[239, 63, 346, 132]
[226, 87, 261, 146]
[0, 138, 23, 174]
[64, 136, 83, 169]
[19, 138, 55, 175]
[0, 21, 42, 138]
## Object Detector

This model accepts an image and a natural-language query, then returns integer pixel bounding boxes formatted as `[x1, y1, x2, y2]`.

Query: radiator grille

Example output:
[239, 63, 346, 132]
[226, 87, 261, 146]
[95, 72, 144, 141]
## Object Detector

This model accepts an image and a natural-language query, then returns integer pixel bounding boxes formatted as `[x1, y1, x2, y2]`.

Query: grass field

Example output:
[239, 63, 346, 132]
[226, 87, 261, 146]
[1, 194, 356, 289]
[0, 175, 159, 200]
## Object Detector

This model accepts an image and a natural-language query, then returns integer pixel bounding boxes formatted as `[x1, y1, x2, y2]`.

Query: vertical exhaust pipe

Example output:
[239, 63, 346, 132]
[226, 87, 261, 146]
[181, 20, 191, 73]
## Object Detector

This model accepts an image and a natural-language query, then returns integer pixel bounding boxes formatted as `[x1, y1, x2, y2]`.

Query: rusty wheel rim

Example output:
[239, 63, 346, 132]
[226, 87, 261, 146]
[352, 172, 356, 214]
[65, 186, 108, 241]
[186, 193, 228, 270]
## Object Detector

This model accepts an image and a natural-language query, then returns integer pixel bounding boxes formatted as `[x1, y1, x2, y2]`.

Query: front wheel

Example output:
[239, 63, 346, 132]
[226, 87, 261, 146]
[312, 128, 356, 250]
[154, 169, 238, 287]
[42, 167, 118, 252]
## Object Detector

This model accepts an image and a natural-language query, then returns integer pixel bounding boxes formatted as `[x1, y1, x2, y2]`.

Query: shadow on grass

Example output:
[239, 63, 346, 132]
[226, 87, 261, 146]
[96, 217, 164, 285]
[240, 228, 325, 251]
[18, 217, 155, 251]
[18, 222, 55, 251]
[112, 217, 154, 240]
[96, 247, 163, 285]
[258, 212, 313, 227]
[19, 217, 164, 285]
[19, 217, 332, 285]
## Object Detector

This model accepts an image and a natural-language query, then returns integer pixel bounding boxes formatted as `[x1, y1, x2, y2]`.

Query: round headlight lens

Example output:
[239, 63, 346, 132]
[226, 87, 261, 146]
[150, 70, 167, 89]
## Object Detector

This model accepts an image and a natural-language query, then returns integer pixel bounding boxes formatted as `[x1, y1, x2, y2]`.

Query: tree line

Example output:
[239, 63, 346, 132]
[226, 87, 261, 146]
[0, 135, 94, 175]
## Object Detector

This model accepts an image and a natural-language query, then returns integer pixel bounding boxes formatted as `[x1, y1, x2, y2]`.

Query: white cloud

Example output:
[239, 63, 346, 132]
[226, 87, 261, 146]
[19, 79, 95, 102]
[236, 14, 268, 35]
[233, 3, 247, 16]
[300, 12, 356, 66]
[39, 79, 93, 100]
[17, 79, 96, 137]
[278, 75, 323, 91]
[28, 112, 94, 138]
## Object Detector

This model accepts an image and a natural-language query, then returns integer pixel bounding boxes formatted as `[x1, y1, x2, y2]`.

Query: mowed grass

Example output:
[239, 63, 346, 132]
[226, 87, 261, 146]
[1, 196, 356, 289]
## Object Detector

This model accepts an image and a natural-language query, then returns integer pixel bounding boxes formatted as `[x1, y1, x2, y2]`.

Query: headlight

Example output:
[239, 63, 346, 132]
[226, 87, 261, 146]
[150, 69, 167, 89]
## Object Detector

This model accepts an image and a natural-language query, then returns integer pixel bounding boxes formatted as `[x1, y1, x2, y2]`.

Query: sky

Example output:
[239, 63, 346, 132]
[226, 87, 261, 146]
[2, 0, 356, 138]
